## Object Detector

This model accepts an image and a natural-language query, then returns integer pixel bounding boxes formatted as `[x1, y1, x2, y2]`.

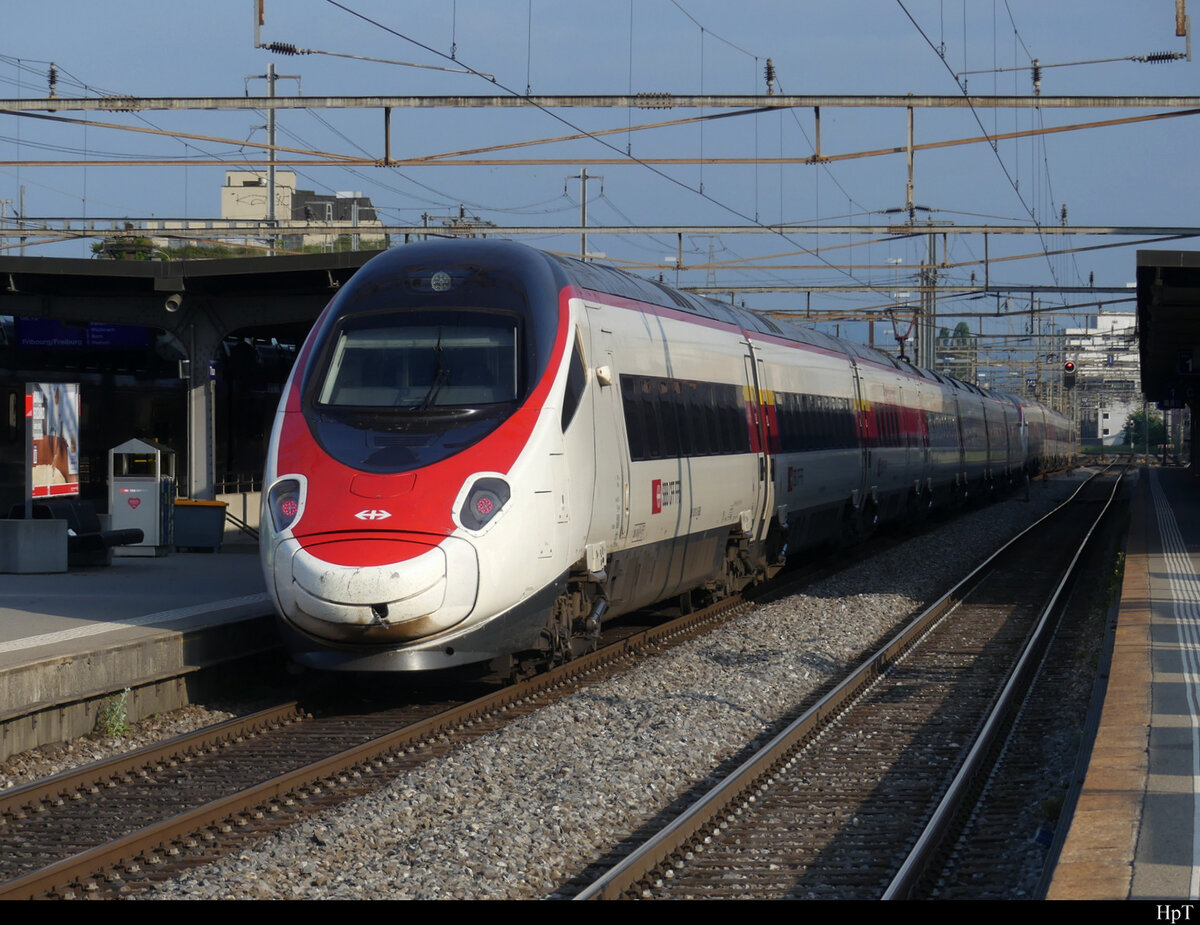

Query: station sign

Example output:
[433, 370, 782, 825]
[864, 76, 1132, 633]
[14, 317, 150, 349]
[26, 382, 80, 498]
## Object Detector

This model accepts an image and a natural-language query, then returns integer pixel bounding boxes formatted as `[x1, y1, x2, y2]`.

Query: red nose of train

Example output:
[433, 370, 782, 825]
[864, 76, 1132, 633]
[269, 531, 480, 644]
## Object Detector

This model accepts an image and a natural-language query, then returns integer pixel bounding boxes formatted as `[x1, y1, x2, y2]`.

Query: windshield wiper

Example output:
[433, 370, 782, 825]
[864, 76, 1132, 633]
[415, 329, 448, 410]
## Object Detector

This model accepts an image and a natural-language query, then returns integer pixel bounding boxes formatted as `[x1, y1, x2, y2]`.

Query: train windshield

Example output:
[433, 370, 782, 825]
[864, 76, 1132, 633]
[317, 313, 518, 409]
[305, 308, 526, 473]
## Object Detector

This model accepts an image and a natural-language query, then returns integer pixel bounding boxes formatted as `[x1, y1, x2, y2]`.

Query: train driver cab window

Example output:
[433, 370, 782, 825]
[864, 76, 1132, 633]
[560, 330, 587, 431]
[317, 312, 519, 409]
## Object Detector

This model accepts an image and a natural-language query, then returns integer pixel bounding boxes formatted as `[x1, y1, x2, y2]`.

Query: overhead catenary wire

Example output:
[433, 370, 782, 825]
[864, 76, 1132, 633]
[0, 4, 1177, 372]
[12, 104, 1193, 174]
[319, 0, 871, 290]
[896, 0, 1063, 289]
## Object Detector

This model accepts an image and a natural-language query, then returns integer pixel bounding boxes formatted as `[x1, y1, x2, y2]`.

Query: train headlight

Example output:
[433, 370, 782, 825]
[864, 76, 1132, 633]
[268, 478, 304, 532]
[460, 477, 510, 531]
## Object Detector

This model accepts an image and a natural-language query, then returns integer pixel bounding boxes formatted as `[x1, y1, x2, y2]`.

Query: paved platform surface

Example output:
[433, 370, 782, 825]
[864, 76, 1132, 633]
[0, 549, 269, 661]
[0, 547, 276, 760]
[0, 549, 267, 657]
[1051, 465, 1200, 900]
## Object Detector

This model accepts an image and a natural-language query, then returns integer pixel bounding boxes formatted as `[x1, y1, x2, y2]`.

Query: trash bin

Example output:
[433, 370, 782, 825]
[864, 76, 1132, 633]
[109, 438, 175, 556]
[174, 499, 228, 552]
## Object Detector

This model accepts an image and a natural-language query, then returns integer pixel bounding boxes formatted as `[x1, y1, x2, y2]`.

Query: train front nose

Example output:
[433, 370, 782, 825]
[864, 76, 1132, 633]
[272, 534, 479, 644]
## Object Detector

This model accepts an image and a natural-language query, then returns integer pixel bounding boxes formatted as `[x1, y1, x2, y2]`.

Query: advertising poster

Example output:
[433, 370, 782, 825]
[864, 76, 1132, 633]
[28, 382, 80, 498]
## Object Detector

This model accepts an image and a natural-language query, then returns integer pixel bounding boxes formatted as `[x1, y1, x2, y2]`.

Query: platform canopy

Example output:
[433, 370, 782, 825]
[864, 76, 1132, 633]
[0, 249, 381, 497]
[1137, 249, 1200, 409]
[0, 250, 377, 330]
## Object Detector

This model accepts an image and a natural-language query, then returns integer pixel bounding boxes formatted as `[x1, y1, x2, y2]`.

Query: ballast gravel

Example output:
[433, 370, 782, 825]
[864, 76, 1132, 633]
[0, 705, 238, 791]
[58, 478, 1089, 899]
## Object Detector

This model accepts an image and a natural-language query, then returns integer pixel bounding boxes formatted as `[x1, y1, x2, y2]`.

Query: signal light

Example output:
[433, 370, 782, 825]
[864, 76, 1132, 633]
[1063, 360, 1077, 389]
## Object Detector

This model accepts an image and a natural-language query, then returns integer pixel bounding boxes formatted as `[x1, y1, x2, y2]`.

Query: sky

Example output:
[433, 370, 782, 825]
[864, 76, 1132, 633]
[3, 1, 1199, 375]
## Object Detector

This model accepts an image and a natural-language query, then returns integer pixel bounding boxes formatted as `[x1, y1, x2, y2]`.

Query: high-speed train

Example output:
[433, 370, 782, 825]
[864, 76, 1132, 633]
[260, 239, 1073, 674]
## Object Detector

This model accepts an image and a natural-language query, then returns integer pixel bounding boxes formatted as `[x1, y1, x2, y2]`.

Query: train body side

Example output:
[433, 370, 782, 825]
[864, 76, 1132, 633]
[261, 239, 1072, 674]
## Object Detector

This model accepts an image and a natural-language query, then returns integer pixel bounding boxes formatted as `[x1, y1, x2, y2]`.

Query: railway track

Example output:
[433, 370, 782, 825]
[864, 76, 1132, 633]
[0, 470, 1088, 900]
[0, 595, 749, 900]
[926, 488, 1124, 899]
[575, 466, 1126, 900]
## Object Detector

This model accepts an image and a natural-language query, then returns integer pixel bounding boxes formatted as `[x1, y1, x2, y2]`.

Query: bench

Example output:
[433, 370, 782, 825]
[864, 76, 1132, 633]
[8, 500, 144, 567]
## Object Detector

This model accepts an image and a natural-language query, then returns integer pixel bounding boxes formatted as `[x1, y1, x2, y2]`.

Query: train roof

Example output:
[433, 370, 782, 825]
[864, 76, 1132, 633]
[545, 246, 1067, 421]
[378, 240, 1056, 416]
[548, 248, 997, 391]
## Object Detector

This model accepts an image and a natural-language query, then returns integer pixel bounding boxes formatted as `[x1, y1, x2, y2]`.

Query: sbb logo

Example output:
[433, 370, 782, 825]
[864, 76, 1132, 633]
[651, 478, 680, 514]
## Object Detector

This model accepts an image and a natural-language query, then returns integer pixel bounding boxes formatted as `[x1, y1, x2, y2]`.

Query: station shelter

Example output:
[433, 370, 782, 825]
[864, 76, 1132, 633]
[0, 250, 378, 513]
[1137, 249, 1200, 468]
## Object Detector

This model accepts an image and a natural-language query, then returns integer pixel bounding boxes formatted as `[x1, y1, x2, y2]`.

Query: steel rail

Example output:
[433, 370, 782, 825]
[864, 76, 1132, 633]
[575, 468, 1111, 900]
[0, 596, 747, 900]
[0, 702, 301, 820]
[882, 464, 1127, 899]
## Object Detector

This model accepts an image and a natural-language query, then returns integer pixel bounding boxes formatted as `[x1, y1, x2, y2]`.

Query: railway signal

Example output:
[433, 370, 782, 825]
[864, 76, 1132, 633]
[1063, 360, 1077, 389]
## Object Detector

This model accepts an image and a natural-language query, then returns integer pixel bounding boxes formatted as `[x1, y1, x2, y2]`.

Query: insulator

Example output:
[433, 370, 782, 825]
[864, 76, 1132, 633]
[264, 41, 300, 56]
[764, 57, 776, 94]
[48, 63, 57, 97]
[1140, 51, 1182, 63]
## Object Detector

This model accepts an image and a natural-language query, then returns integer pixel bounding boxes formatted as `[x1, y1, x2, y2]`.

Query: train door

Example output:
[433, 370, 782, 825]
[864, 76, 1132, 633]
[849, 358, 871, 510]
[907, 383, 929, 486]
[588, 313, 630, 550]
[951, 390, 967, 486]
[745, 351, 775, 542]
[1018, 405, 1029, 467]
[920, 384, 932, 487]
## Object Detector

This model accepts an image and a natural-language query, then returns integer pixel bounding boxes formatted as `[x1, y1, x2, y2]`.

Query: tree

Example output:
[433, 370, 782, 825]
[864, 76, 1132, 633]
[92, 238, 263, 260]
[92, 235, 163, 260]
[1125, 409, 1166, 448]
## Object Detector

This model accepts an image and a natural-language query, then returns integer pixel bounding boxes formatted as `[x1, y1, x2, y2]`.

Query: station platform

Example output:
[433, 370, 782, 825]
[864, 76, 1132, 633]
[0, 547, 277, 761]
[1050, 465, 1200, 900]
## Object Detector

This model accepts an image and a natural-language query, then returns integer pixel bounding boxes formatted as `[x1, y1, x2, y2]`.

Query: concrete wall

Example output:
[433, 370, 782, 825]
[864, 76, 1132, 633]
[217, 490, 261, 546]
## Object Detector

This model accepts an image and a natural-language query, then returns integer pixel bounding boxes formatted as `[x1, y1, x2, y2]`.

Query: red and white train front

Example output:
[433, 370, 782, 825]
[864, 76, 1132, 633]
[261, 241, 573, 671]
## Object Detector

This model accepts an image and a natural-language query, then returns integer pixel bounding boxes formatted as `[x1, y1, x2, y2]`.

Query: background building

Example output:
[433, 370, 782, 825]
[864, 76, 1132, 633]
[219, 170, 385, 252]
[1064, 311, 1142, 446]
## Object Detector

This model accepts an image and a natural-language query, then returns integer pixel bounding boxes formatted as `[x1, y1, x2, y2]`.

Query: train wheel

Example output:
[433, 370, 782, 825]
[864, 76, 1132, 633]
[540, 589, 599, 668]
[701, 538, 757, 600]
[763, 521, 788, 579]
[838, 502, 876, 548]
